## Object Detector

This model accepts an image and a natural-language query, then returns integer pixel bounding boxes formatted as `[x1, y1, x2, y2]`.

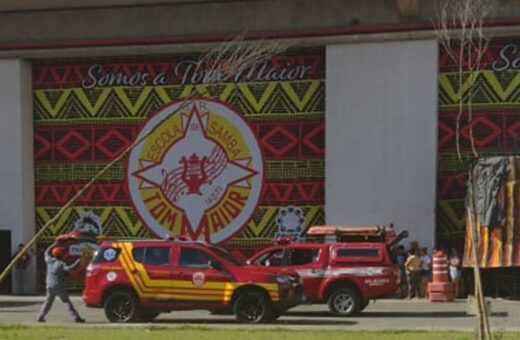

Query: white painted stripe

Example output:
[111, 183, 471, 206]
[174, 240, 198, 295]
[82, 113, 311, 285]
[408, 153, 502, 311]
[296, 267, 386, 278]
[433, 264, 448, 268]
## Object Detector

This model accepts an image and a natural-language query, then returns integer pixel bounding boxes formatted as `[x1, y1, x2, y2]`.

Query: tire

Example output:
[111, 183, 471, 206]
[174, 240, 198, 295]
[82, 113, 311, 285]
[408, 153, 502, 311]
[327, 287, 361, 316]
[137, 311, 160, 322]
[271, 309, 283, 321]
[359, 298, 370, 312]
[104, 290, 138, 323]
[233, 291, 272, 324]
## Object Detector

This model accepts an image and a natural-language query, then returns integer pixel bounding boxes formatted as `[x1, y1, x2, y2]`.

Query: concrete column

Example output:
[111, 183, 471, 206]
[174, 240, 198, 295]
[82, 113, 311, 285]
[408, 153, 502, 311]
[326, 40, 438, 250]
[0, 59, 35, 294]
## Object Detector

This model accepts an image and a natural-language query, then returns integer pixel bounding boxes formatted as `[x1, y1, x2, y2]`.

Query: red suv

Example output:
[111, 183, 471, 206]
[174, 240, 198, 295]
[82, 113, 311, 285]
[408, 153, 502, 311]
[83, 238, 303, 323]
[248, 225, 406, 316]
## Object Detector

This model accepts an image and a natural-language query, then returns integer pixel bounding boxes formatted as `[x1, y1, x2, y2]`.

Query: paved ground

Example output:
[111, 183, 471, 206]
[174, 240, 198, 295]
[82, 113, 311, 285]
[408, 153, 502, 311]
[0, 295, 519, 332]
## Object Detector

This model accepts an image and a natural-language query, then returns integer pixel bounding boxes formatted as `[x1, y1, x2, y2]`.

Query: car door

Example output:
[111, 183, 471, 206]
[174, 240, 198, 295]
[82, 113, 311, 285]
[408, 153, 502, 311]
[125, 245, 177, 306]
[284, 246, 323, 302]
[129, 245, 173, 281]
[172, 245, 231, 306]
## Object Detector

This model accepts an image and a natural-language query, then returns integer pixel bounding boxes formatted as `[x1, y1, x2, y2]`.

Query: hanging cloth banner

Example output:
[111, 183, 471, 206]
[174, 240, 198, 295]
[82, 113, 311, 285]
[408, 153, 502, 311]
[463, 156, 520, 268]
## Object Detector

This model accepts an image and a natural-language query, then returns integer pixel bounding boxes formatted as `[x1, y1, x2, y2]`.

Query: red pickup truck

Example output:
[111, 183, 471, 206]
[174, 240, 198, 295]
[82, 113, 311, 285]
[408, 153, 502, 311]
[249, 225, 407, 316]
[83, 237, 303, 323]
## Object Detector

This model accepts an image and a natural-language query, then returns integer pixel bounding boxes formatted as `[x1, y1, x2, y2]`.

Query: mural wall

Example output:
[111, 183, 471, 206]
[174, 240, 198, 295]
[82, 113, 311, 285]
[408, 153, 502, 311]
[32, 49, 325, 266]
[438, 38, 520, 267]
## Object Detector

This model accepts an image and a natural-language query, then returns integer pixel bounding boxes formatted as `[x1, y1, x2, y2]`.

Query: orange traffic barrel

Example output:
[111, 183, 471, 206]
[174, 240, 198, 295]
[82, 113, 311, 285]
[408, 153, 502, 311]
[428, 282, 454, 302]
[432, 250, 449, 283]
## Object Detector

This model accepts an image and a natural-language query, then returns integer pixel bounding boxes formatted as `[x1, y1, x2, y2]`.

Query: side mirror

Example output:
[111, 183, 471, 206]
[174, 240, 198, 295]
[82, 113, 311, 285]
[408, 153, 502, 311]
[209, 260, 223, 271]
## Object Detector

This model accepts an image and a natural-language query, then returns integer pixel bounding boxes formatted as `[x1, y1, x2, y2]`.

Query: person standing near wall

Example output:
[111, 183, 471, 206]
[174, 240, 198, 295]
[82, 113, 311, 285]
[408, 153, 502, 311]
[36, 242, 85, 323]
[395, 245, 408, 298]
[419, 247, 432, 298]
[12, 244, 31, 295]
[405, 248, 421, 299]
[449, 248, 462, 298]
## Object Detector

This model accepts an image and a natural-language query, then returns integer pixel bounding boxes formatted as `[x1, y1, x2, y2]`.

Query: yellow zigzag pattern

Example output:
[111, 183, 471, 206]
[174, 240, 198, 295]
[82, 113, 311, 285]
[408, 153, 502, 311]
[35, 206, 144, 236]
[34, 80, 323, 119]
[36, 205, 324, 238]
[439, 70, 520, 104]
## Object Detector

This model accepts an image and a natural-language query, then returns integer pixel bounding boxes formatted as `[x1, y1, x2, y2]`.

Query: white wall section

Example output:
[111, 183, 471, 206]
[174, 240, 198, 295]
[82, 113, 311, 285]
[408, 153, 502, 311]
[0, 59, 35, 293]
[326, 40, 438, 250]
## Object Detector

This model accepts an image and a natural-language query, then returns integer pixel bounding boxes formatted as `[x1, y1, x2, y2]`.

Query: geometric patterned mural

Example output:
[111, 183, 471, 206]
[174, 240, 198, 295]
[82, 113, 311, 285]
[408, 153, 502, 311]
[437, 38, 520, 248]
[33, 49, 325, 256]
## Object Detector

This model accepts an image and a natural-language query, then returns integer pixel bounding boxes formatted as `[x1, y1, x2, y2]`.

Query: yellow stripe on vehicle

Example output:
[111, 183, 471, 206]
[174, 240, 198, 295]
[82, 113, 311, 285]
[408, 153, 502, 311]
[113, 242, 279, 302]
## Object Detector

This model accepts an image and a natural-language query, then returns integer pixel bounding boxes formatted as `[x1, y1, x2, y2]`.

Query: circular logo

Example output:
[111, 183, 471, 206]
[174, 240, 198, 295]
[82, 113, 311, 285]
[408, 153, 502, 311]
[192, 272, 206, 288]
[128, 99, 263, 243]
[106, 271, 117, 282]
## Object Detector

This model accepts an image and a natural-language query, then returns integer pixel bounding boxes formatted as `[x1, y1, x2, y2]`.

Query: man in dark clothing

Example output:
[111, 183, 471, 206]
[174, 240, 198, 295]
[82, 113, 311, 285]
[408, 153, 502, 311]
[13, 244, 31, 295]
[36, 242, 85, 323]
[395, 245, 408, 298]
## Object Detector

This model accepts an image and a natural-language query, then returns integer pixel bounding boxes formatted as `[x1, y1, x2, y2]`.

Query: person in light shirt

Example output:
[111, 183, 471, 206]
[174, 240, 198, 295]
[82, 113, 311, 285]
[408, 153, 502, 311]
[419, 247, 432, 298]
[449, 248, 462, 298]
[405, 248, 421, 299]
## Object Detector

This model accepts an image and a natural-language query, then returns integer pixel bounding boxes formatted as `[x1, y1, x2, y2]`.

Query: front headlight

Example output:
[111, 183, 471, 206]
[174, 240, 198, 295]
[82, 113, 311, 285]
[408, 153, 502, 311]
[271, 275, 292, 285]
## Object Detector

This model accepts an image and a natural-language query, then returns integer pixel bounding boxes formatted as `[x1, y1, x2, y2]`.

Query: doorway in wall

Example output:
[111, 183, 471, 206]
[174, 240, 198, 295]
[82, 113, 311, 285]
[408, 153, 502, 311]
[0, 230, 12, 294]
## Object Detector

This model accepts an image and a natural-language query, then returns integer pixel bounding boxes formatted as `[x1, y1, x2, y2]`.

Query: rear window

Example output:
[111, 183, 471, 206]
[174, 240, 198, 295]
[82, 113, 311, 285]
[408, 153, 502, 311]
[132, 247, 171, 266]
[336, 248, 380, 257]
[253, 247, 320, 267]
[92, 248, 121, 263]
[333, 246, 383, 263]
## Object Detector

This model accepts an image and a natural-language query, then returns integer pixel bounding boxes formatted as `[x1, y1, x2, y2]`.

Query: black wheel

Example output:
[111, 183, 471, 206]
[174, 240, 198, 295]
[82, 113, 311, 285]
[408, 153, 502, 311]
[137, 311, 160, 322]
[327, 287, 361, 316]
[271, 309, 283, 321]
[104, 290, 138, 323]
[233, 291, 272, 324]
[359, 298, 370, 312]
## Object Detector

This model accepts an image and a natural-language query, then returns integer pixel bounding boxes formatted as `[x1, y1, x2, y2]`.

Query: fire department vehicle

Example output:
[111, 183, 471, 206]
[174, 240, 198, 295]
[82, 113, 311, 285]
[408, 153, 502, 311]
[83, 237, 303, 323]
[248, 225, 407, 316]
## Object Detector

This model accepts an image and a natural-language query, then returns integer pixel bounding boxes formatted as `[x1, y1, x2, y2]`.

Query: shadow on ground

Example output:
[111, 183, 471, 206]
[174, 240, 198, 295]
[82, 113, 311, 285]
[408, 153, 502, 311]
[286, 311, 471, 318]
[0, 301, 40, 308]
[151, 318, 357, 326]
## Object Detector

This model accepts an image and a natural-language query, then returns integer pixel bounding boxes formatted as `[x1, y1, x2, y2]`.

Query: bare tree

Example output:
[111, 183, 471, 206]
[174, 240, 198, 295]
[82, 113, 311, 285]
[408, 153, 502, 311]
[0, 35, 289, 286]
[434, 1, 496, 339]
[197, 34, 289, 84]
[436, 0, 494, 160]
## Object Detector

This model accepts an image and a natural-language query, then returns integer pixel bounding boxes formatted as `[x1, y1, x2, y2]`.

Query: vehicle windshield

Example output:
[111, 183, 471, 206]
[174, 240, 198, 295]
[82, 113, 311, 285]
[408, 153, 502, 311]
[208, 246, 246, 266]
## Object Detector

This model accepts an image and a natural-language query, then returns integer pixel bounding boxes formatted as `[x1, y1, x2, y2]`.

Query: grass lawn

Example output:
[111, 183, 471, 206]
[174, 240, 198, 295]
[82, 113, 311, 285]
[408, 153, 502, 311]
[0, 325, 518, 340]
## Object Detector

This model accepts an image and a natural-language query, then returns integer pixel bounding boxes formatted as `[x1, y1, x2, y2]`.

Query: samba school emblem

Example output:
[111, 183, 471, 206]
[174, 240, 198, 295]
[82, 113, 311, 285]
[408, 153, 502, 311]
[128, 99, 263, 243]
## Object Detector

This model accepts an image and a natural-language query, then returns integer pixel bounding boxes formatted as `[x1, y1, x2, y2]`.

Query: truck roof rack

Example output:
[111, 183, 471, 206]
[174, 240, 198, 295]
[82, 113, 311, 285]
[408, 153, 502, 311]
[307, 225, 382, 236]
[306, 224, 407, 246]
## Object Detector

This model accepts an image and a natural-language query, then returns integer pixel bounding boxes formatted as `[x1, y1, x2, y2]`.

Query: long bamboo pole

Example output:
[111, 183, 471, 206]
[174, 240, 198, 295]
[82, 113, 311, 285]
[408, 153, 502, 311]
[0, 97, 194, 286]
[0, 36, 288, 287]
[467, 168, 492, 340]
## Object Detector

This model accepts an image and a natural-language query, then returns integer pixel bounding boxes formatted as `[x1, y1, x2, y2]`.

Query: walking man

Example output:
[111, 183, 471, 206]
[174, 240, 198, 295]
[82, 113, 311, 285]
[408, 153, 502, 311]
[37, 242, 85, 323]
